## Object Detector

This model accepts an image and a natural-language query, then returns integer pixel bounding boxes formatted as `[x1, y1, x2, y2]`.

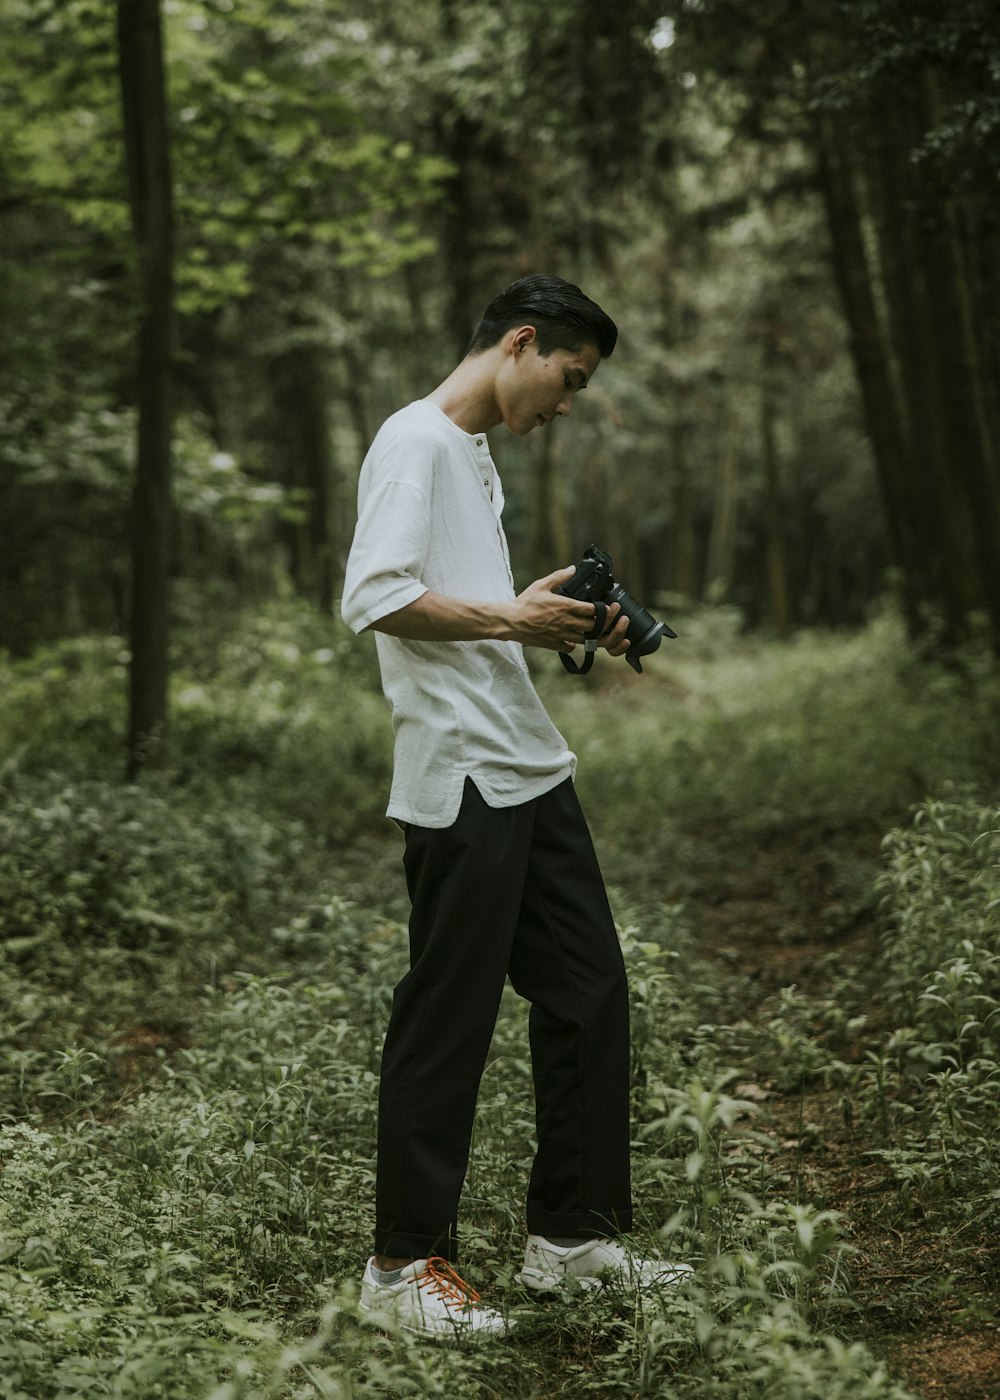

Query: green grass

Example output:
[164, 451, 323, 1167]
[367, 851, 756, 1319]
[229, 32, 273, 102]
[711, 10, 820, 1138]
[2, 601, 999, 1397]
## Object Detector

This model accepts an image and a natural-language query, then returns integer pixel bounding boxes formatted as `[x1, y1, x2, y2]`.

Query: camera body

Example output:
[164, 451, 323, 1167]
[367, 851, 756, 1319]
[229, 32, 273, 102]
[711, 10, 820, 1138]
[554, 544, 676, 675]
[556, 544, 616, 610]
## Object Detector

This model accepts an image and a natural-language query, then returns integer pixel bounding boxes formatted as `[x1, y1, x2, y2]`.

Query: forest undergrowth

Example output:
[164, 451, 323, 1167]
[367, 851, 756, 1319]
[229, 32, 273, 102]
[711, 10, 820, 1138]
[1, 602, 999, 1399]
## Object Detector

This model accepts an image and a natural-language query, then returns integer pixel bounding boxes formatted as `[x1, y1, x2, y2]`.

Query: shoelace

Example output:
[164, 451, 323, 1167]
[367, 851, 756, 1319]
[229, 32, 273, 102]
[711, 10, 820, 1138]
[419, 1257, 481, 1310]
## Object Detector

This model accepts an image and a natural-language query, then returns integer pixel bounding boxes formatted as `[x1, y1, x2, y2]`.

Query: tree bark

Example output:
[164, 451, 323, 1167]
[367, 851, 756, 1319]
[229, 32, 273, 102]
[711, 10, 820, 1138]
[760, 372, 790, 640]
[919, 71, 1000, 649]
[704, 402, 739, 603]
[815, 75, 1000, 651]
[812, 107, 922, 636]
[669, 419, 696, 598]
[861, 91, 975, 640]
[528, 432, 570, 583]
[270, 346, 337, 613]
[117, 0, 175, 776]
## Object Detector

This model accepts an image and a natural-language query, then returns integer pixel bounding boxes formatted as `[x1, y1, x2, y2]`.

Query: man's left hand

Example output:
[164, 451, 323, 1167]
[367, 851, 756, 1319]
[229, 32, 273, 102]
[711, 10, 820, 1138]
[596, 603, 630, 657]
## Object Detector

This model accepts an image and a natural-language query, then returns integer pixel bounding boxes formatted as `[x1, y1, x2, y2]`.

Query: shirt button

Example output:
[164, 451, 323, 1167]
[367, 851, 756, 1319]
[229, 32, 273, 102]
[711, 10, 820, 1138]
[475, 438, 483, 446]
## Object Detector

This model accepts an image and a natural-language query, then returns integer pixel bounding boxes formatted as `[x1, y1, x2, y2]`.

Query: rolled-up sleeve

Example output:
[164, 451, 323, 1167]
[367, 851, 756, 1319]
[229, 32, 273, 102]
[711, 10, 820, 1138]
[341, 477, 431, 634]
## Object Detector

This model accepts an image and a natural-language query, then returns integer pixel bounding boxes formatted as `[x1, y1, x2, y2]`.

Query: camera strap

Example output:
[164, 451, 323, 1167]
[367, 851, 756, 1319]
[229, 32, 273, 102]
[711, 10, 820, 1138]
[558, 598, 606, 676]
[559, 640, 598, 676]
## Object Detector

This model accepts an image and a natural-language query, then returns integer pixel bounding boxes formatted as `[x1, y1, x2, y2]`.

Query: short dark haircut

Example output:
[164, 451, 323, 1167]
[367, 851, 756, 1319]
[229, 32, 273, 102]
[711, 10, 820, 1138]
[466, 274, 618, 360]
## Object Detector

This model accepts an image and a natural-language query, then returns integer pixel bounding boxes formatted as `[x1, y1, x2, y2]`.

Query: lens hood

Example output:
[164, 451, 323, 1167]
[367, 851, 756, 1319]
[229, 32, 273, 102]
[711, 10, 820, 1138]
[625, 620, 676, 673]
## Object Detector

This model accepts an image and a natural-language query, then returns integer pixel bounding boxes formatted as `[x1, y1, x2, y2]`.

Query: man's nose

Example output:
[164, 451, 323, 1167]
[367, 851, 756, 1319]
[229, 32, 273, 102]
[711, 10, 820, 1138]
[555, 393, 573, 417]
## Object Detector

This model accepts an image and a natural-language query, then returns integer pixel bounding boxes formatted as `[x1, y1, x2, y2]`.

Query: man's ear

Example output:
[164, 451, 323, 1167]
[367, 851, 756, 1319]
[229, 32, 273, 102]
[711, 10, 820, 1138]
[511, 325, 537, 356]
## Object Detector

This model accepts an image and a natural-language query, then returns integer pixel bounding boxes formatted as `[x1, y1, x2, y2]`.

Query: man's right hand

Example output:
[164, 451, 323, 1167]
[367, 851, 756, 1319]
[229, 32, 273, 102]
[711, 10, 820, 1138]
[505, 567, 606, 652]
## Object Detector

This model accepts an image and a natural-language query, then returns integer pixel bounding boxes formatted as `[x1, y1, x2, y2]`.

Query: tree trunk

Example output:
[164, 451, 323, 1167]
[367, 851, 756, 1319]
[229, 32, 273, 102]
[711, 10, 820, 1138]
[813, 108, 924, 637]
[669, 420, 696, 598]
[760, 375, 790, 639]
[863, 92, 974, 637]
[270, 347, 337, 613]
[117, 0, 175, 777]
[919, 71, 1000, 650]
[528, 433, 570, 582]
[815, 84, 1000, 651]
[704, 402, 739, 602]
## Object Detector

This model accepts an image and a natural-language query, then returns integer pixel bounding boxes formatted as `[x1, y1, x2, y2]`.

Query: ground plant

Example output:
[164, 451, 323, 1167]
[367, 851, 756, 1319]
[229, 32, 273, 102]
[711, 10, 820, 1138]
[2, 603, 999, 1398]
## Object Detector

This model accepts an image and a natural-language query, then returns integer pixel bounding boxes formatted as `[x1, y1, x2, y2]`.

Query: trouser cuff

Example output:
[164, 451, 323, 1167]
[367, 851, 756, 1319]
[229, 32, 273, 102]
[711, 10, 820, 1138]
[374, 1227, 459, 1263]
[526, 1204, 633, 1240]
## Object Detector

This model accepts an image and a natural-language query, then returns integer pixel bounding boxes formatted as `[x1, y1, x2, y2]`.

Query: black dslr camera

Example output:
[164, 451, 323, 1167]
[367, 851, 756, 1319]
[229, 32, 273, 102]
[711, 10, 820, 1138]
[554, 544, 677, 675]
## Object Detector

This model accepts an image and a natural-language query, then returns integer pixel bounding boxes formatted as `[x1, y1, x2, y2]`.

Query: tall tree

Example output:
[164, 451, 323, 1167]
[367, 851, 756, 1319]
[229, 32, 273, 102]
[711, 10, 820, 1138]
[662, 0, 1000, 646]
[0, 0, 903, 647]
[117, 0, 175, 775]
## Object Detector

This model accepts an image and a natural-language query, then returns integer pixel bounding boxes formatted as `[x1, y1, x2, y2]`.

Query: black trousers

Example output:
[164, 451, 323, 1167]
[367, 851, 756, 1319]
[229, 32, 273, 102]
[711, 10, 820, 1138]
[374, 776, 633, 1262]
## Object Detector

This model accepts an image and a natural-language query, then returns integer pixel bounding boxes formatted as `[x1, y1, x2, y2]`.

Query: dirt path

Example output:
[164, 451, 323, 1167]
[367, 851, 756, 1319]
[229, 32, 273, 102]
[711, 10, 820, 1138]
[686, 824, 1000, 1400]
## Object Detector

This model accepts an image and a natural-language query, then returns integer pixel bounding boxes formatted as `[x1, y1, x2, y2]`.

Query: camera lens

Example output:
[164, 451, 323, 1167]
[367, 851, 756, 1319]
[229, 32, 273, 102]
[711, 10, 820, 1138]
[607, 584, 678, 674]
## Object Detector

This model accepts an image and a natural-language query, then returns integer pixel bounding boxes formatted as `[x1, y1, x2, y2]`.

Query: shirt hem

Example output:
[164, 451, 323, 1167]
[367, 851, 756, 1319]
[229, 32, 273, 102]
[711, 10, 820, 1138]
[386, 762, 575, 830]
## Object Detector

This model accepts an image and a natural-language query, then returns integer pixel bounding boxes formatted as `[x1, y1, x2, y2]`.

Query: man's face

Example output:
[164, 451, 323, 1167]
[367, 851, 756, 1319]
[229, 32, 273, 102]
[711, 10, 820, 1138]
[499, 331, 601, 436]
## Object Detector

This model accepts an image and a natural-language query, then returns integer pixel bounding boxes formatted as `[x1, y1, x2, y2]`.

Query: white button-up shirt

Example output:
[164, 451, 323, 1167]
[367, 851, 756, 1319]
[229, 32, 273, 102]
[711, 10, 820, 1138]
[341, 400, 575, 828]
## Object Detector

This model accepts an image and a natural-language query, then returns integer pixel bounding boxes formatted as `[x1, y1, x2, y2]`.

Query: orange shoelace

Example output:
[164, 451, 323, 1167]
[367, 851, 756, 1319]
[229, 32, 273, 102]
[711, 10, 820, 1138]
[419, 1257, 481, 1309]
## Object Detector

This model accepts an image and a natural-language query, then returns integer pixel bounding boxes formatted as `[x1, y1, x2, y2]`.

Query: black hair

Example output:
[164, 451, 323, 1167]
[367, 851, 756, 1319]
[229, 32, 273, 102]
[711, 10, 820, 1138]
[466, 274, 618, 360]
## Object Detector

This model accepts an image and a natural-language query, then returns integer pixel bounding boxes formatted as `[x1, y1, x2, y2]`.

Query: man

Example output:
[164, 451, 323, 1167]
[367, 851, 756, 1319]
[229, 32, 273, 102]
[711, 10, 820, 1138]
[341, 275, 688, 1340]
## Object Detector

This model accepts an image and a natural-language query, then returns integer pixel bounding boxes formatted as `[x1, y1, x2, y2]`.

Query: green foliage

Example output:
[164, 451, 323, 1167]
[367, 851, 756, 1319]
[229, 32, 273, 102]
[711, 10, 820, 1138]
[0, 0, 449, 301]
[877, 796, 1000, 1025]
[758, 986, 835, 1092]
[4, 0, 997, 665]
[0, 939, 911, 1400]
[0, 605, 393, 1120]
[167, 605, 392, 838]
[0, 604, 391, 832]
[2, 0, 907, 665]
[0, 773, 281, 957]
[550, 609, 1000, 861]
[821, 0, 1000, 194]
[822, 795, 1000, 1233]
[0, 0, 452, 656]
[0, 610, 947, 1397]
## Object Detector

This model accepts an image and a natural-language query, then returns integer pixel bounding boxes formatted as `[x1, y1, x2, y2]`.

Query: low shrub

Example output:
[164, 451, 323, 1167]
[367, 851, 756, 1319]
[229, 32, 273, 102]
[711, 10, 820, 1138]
[857, 796, 1000, 1225]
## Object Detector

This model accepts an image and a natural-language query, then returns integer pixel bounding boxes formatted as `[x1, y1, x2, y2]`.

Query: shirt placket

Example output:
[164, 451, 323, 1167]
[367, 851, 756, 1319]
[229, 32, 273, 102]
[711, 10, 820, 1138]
[470, 436, 513, 590]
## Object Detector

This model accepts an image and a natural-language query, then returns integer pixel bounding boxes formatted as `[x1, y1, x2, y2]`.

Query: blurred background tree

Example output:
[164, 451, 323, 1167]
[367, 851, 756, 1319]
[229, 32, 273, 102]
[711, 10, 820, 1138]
[664, 0, 1000, 645]
[1, 0, 997, 755]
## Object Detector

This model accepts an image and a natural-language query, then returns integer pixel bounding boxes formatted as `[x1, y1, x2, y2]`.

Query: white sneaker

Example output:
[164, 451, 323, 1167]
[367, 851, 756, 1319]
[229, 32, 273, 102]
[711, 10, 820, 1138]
[358, 1256, 513, 1340]
[517, 1235, 693, 1293]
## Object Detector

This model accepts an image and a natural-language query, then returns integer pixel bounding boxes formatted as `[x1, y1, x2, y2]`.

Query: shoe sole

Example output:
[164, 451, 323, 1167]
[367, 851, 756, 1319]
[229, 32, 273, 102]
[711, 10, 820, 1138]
[358, 1298, 513, 1342]
[516, 1267, 602, 1293]
[517, 1266, 693, 1293]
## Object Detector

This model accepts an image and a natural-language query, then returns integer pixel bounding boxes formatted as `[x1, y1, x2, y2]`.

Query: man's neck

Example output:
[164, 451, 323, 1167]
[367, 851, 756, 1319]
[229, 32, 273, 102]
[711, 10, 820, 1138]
[426, 351, 503, 435]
